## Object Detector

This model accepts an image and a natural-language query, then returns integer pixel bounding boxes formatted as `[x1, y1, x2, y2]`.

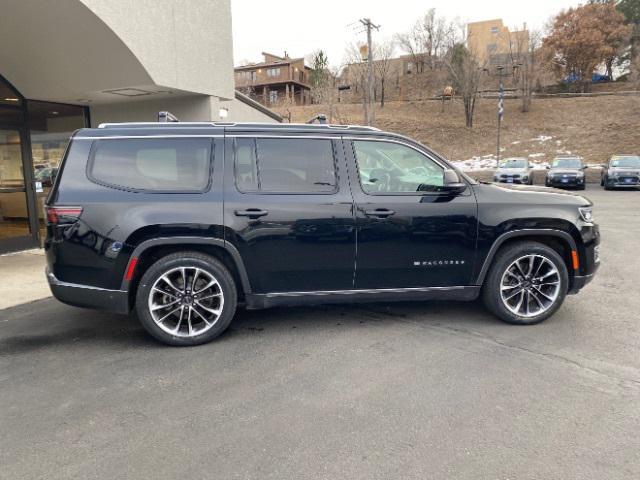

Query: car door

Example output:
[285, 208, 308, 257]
[345, 137, 478, 289]
[224, 133, 356, 294]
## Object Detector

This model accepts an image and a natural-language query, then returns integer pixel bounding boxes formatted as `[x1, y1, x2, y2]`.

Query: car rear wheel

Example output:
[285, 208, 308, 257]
[135, 251, 237, 346]
[482, 241, 568, 325]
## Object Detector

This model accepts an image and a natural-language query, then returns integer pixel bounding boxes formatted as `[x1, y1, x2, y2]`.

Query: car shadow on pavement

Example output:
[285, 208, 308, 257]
[0, 298, 497, 355]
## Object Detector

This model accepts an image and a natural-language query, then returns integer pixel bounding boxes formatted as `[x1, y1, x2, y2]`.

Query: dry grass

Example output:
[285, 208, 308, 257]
[276, 95, 640, 166]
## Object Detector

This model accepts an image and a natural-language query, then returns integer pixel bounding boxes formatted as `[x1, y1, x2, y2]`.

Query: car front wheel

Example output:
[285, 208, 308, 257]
[482, 241, 568, 325]
[135, 252, 237, 346]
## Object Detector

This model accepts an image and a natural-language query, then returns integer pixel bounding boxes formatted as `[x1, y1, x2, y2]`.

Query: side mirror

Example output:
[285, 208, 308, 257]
[545, 165, 550, 169]
[441, 169, 467, 194]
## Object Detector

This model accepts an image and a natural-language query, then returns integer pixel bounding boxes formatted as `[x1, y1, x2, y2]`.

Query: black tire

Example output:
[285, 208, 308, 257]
[482, 241, 569, 325]
[578, 184, 586, 190]
[600, 176, 604, 187]
[135, 251, 237, 346]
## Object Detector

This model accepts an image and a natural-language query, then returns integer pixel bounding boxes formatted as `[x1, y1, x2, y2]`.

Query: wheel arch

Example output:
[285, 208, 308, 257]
[121, 237, 252, 305]
[475, 229, 578, 287]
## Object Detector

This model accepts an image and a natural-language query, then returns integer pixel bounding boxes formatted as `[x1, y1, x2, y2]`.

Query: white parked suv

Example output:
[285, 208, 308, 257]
[493, 158, 534, 185]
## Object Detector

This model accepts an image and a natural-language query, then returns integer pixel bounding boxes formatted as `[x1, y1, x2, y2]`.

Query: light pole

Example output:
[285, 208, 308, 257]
[496, 65, 505, 167]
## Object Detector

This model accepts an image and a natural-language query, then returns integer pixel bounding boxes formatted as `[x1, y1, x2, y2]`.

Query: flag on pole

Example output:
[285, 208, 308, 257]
[498, 85, 504, 120]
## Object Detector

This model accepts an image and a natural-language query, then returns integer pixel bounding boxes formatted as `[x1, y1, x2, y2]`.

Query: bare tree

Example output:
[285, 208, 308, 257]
[508, 29, 543, 112]
[395, 9, 457, 72]
[445, 43, 485, 128]
[373, 40, 397, 107]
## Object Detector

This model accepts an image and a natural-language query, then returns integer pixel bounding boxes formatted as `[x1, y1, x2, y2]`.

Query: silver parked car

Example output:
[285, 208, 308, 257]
[493, 157, 533, 185]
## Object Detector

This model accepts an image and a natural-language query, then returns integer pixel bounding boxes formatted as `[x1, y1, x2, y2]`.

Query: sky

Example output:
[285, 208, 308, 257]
[231, 0, 581, 67]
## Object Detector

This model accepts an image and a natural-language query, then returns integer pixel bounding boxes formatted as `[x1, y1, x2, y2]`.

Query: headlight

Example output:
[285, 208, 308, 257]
[579, 207, 594, 223]
[522, 175, 529, 181]
[547, 172, 554, 178]
[577, 171, 585, 178]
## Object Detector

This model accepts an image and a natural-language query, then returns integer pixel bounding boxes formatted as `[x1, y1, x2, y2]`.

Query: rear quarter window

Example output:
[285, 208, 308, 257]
[88, 138, 212, 192]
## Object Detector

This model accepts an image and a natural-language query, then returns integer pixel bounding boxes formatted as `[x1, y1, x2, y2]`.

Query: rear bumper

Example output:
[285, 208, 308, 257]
[46, 268, 130, 314]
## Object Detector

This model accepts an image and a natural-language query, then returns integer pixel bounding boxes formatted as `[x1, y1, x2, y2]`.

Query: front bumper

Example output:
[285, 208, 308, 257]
[46, 268, 130, 314]
[606, 177, 640, 187]
[568, 272, 596, 294]
[546, 176, 585, 188]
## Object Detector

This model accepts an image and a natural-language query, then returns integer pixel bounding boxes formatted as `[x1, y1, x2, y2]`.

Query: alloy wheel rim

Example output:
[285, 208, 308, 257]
[148, 266, 224, 337]
[500, 254, 560, 318]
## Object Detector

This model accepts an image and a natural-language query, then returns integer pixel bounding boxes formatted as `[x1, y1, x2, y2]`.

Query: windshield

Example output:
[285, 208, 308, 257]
[499, 159, 527, 168]
[552, 158, 582, 169]
[611, 156, 640, 168]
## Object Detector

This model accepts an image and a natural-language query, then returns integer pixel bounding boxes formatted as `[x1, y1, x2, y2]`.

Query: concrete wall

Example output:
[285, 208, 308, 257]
[90, 95, 219, 126]
[80, 0, 235, 100]
[222, 98, 280, 123]
[91, 94, 281, 125]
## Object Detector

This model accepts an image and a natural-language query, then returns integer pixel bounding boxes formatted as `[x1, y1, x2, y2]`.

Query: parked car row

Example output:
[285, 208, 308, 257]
[493, 155, 640, 191]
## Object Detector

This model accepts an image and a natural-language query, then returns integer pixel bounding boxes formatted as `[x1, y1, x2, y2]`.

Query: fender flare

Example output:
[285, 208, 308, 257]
[120, 236, 252, 294]
[474, 229, 578, 286]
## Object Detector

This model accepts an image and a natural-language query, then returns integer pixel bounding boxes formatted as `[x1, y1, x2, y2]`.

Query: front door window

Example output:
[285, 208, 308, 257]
[353, 140, 444, 194]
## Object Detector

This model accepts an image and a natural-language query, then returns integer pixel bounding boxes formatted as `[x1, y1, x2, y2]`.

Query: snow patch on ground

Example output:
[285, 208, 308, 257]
[451, 157, 550, 171]
[533, 135, 553, 143]
[529, 153, 545, 158]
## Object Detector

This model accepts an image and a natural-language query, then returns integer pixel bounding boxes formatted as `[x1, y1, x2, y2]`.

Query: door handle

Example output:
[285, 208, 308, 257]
[364, 208, 395, 218]
[235, 208, 268, 219]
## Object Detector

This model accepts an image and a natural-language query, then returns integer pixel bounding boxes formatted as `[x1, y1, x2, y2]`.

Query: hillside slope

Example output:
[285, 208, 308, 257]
[277, 95, 640, 167]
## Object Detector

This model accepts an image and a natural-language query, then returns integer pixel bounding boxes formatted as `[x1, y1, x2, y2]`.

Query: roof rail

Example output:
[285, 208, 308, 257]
[96, 121, 380, 131]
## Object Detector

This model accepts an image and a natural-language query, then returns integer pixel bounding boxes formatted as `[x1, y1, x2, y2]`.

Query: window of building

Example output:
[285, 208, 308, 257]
[267, 67, 281, 77]
[234, 138, 337, 194]
[491, 26, 499, 34]
[487, 43, 498, 53]
[90, 138, 211, 192]
[406, 62, 413, 74]
[268, 90, 278, 103]
[353, 140, 444, 194]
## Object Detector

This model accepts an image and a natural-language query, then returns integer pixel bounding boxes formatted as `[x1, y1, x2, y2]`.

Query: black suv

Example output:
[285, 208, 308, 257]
[545, 156, 587, 189]
[601, 154, 640, 189]
[45, 122, 600, 346]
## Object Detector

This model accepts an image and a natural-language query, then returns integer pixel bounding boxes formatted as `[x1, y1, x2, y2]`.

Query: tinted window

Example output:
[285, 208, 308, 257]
[234, 138, 337, 193]
[552, 158, 582, 169]
[90, 138, 211, 191]
[611, 156, 640, 168]
[353, 140, 444, 194]
[499, 158, 527, 168]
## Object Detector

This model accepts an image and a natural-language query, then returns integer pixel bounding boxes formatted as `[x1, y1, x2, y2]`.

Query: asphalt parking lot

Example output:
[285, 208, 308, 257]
[1, 185, 639, 479]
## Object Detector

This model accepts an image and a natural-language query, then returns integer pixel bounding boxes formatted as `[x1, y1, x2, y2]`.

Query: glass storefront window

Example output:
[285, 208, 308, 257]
[28, 100, 87, 173]
[27, 101, 87, 238]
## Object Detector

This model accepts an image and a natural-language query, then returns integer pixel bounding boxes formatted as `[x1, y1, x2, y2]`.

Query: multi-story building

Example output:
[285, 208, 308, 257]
[467, 19, 529, 65]
[0, 0, 280, 254]
[235, 53, 312, 106]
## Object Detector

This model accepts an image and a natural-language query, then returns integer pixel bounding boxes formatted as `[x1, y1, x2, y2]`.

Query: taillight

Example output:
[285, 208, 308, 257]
[46, 206, 83, 225]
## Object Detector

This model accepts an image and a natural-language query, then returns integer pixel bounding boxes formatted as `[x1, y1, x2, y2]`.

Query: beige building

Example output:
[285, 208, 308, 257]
[467, 19, 529, 65]
[0, 0, 280, 254]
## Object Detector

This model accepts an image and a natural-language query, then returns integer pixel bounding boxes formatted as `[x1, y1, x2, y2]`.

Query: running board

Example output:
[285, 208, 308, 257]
[245, 286, 480, 309]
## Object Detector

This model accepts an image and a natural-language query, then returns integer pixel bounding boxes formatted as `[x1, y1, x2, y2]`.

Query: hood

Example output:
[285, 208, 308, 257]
[496, 167, 528, 174]
[610, 167, 640, 173]
[485, 182, 592, 206]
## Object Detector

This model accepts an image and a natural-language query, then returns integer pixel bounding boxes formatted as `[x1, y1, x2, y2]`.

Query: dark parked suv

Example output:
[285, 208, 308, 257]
[601, 154, 640, 189]
[545, 156, 587, 189]
[45, 121, 600, 346]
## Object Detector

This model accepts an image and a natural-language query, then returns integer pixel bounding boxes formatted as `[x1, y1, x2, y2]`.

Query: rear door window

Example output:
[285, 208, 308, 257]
[89, 138, 212, 192]
[234, 138, 337, 194]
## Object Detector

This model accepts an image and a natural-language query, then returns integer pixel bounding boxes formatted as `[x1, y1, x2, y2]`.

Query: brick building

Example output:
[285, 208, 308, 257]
[235, 52, 312, 106]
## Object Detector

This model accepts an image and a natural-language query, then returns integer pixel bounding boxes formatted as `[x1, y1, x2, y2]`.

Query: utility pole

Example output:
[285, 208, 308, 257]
[359, 18, 379, 126]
